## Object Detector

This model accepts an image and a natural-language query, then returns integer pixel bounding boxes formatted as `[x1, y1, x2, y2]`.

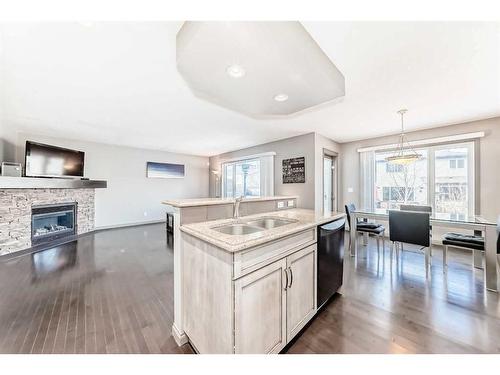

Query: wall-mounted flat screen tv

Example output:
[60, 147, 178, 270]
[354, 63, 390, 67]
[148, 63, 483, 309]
[25, 141, 85, 178]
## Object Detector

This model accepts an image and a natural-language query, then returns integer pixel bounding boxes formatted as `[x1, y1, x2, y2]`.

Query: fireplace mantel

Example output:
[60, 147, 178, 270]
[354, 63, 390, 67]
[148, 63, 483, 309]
[0, 176, 107, 189]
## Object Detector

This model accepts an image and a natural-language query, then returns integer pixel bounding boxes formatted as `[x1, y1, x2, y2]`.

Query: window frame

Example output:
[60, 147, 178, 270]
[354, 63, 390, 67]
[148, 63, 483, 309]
[373, 141, 475, 215]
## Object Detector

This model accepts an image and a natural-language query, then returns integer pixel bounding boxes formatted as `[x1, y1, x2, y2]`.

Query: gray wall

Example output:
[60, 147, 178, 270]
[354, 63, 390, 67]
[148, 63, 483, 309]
[339, 116, 500, 221]
[209, 132, 341, 212]
[209, 133, 317, 209]
[10, 132, 209, 228]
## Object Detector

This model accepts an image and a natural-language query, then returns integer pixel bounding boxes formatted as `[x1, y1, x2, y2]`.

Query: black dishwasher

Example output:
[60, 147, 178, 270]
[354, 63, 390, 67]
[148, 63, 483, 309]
[317, 217, 345, 308]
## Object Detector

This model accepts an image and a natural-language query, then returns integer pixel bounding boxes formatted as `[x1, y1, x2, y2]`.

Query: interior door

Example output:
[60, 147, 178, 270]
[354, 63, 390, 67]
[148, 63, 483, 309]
[234, 258, 287, 354]
[286, 245, 317, 341]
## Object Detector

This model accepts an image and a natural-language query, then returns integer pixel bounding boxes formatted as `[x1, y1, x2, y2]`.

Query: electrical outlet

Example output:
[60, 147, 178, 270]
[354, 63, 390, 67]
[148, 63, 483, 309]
[287, 200, 294, 207]
[277, 201, 285, 209]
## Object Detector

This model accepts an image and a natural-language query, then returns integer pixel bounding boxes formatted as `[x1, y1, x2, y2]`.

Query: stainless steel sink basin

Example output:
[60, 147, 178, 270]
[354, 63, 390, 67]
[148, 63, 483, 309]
[244, 217, 298, 230]
[212, 223, 264, 235]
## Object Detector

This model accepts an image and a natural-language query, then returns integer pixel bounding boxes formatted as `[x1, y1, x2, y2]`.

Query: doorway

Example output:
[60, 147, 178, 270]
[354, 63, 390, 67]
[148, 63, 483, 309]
[323, 152, 338, 213]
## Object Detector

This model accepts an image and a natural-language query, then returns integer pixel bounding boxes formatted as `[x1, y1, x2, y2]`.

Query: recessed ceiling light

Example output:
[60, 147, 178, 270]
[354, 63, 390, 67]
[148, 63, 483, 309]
[226, 65, 246, 78]
[274, 94, 289, 102]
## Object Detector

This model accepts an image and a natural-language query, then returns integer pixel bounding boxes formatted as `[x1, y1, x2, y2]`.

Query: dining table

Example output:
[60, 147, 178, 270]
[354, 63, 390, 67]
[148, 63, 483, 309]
[349, 208, 499, 292]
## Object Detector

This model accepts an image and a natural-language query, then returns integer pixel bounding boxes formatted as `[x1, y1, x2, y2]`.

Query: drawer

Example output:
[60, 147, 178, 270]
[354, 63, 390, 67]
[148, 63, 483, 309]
[233, 228, 316, 279]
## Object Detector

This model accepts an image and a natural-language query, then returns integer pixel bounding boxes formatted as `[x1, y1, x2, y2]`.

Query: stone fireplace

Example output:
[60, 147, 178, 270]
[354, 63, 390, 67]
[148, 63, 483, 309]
[0, 188, 96, 256]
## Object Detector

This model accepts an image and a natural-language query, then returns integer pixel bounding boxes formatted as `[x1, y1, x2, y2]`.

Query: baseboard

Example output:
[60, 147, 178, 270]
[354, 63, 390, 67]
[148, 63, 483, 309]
[172, 323, 189, 347]
[95, 219, 165, 231]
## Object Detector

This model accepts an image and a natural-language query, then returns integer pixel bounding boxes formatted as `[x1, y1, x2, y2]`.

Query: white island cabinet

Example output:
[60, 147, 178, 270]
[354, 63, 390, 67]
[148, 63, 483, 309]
[234, 244, 316, 353]
[178, 208, 345, 354]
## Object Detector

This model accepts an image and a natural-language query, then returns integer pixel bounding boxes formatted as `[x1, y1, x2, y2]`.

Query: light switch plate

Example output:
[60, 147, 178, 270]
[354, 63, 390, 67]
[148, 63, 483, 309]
[287, 200, 294, 207]
[277, 201, 285, 209]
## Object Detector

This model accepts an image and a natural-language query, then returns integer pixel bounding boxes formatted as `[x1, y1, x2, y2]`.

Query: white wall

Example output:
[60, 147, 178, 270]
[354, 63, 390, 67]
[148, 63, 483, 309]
[339, 116, 500, 221]
[12, 132, 209, 228]
[209, 133, 316, 209]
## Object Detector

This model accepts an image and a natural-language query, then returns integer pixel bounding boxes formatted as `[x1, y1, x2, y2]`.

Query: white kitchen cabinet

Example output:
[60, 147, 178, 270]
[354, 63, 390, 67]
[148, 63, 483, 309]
[234, 244, 317, 353]
[234, 258, 287, 354]
[182, 230, 318, 354]
[286, 245, 317, 341]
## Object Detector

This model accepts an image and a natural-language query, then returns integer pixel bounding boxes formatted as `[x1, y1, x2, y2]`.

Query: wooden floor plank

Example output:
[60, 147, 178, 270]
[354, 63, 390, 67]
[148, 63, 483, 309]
[2, 224, 499, 354]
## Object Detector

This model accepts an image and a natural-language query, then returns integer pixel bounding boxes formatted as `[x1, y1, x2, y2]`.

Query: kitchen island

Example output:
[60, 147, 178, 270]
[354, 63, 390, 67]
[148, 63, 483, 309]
[178, 208, 345, 354]
[163, 196, 300, 347]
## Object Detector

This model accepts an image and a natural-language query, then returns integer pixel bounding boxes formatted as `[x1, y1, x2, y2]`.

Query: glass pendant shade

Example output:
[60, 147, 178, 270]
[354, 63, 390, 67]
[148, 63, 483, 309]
[386, 109, 421, 165]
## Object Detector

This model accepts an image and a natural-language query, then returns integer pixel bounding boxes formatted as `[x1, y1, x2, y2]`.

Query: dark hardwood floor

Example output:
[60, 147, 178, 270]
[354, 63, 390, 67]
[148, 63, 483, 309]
[0, 224, 192, 354]
[1, 223, 499, 354]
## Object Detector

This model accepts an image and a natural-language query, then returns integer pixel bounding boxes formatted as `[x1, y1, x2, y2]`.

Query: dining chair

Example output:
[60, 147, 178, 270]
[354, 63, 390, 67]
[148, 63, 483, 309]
[389, 210, 431, 273]
[400, 205, 433, 256]
[400, 204, 432, 213]
[345, 203, 386, 256]
[442, 232, 484, 272]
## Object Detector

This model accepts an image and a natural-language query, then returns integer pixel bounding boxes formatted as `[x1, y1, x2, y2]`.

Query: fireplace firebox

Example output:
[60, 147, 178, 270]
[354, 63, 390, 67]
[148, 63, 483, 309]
[31, 203, 77, 246]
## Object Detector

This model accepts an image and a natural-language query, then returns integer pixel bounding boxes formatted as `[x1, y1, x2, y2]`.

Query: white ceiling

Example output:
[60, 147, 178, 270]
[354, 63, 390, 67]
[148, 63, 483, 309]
[0, 21, 499, 156]
[176, 22, 345, 117]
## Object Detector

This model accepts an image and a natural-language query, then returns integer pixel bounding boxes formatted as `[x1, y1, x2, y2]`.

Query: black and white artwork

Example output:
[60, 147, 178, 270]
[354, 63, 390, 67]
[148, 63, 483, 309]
[282, 157, 305, 183]
[146, 162, 185, 179]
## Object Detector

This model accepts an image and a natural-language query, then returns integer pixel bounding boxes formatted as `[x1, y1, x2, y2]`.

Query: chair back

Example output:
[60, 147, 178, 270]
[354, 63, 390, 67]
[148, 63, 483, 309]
[389, 210, 430, 247]
[400, 204, 432, 213]
[345, 203, 356, 228]
[497, 216, 500, 254]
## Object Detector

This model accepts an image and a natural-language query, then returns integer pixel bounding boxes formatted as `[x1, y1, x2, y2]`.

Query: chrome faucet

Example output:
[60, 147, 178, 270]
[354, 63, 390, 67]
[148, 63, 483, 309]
[233, 196, 243, 219]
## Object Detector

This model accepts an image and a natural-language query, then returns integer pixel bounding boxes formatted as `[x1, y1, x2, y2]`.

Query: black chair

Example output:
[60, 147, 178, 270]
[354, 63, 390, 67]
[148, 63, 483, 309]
[442, 232, 484, 272]
[400, 205, 433, 256]
[345, 203, 385, 255]
[400, 204, 432, 213]
[389, 210, 431, 273]
[166, 212, 174, 234]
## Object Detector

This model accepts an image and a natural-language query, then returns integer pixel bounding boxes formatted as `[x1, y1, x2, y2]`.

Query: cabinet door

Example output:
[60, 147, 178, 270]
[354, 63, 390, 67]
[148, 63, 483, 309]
[286, 245, 317, 341]
[234, 258, 287, 354]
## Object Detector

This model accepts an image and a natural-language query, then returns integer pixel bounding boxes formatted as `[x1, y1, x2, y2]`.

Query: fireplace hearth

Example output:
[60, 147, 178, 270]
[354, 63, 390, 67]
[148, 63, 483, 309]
[31, 203, 77, 247]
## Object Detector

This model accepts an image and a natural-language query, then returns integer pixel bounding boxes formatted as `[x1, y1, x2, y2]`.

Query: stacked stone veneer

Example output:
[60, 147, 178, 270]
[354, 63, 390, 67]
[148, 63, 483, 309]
[0, 188, 95, 255]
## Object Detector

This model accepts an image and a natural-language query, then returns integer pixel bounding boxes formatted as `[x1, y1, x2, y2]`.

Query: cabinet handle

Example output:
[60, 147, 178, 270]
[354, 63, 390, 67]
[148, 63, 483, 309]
[283, 268, 289, 290]
[288, 267, 293, 289]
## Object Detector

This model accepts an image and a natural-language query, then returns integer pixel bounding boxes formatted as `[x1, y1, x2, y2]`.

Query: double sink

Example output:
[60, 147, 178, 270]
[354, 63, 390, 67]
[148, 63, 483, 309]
[212, 217, 298, 235]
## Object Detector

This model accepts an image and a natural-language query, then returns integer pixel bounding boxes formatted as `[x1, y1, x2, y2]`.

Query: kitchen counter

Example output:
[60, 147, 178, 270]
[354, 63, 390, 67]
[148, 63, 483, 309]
[162, 195, 298, 208]
[181, 208, 345, 252]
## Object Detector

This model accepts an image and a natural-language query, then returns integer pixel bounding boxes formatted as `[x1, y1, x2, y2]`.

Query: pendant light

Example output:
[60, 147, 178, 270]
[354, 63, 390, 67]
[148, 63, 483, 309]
[385, 109, 421, 165]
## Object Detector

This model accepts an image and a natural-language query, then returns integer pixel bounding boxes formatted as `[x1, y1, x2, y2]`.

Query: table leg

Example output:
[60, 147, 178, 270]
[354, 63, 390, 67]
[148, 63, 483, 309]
[484, 225, 498, 292]
[350, 213, 357, 257]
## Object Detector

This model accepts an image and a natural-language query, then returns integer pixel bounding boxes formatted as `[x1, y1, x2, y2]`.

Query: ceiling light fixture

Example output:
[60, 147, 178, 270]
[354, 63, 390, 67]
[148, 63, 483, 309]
[226, 64, 246, 78]
[385, 109, 422, 165]
[274, 94, 289, 102]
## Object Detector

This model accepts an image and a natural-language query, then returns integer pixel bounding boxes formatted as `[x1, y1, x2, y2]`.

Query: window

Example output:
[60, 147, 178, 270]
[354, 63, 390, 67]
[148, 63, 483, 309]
[220, 153, 275, 198]
[386, 163, 404, 173]
[449, 158, 465, 169]
[373, 142, 474, 217]
[223, 158, 261, 198]
[434, 146, 471, 219]
[375, 149, 428, 210]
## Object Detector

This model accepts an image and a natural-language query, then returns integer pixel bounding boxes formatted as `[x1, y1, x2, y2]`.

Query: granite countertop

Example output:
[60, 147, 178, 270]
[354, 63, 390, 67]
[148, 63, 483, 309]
[162, 196, 298, 208]
[180, 208, 346, 252]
